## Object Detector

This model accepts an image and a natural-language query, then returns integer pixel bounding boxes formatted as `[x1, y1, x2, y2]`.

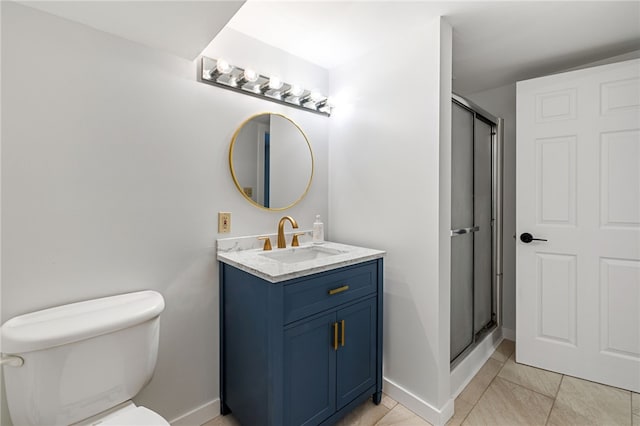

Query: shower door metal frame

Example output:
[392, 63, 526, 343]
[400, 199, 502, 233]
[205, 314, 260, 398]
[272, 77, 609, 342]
[450, 93, 504, 366]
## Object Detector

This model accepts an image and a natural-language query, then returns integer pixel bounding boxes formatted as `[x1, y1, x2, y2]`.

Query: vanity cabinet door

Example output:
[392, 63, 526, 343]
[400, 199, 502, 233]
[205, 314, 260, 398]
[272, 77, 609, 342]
[336, 297, 377, 410]
[284, 312, 337, 426]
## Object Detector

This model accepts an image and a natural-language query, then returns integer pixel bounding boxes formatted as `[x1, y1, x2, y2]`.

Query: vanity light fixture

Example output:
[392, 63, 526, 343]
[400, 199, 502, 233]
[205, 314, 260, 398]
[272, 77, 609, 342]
[207, 58, 237, 87]
[300, 89, 325, 109]
[287, 84, 304, 97]
[267, 76, 283, 90]
[236, 68, 260, 93]
[317, 98, 332, 114]
[215, 58, 233, 75]
[284, 84, 306, 105]
[200, 56, 332, 117]
[262, 77, 287, 100]
[310, 90, 324, 102]
[242, 68, 258, 83]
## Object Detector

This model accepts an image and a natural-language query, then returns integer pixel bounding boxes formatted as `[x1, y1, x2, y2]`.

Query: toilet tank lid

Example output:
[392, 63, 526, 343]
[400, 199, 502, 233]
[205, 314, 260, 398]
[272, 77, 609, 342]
[1, 290, 165, 354]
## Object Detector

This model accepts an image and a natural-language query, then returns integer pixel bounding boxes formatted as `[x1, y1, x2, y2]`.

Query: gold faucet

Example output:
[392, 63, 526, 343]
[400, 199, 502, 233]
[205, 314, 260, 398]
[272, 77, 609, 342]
[277, 216, 298, 248]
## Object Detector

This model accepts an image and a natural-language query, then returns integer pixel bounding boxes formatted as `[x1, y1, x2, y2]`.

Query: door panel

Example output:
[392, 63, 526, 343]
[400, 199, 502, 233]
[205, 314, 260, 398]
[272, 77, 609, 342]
[600, 258, 640, 358]
[450, 233, 474, 360]
[451, 103, 475, 361]
[517, 58, 640, 392]
[451, 103, 474, 229]
[284, 312, 336, 426]
[474, 118, 494, 333]
[336, 298, 376, 409]
[536, 253, 577, 345]
[600, 130, 640, 227]
[535, 136, 577, 226]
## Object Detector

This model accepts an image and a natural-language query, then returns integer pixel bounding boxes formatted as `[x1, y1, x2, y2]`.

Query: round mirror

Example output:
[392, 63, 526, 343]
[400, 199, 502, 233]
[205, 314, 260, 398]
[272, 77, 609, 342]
[229, 113, 314, 210]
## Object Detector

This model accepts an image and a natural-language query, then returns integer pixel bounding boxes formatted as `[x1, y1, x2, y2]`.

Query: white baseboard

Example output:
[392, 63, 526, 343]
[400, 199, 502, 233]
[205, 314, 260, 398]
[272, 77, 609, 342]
[383, 378, 454, 426]
[502, 327, 515, 341]
[170, 399, 219, 426]
[450, 327, 503, 398]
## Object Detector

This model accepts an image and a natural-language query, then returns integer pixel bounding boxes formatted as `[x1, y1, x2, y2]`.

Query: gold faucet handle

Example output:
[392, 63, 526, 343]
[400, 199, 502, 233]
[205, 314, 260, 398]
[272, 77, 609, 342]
[258, 236, 272, 251]
[291, 232, 306, 247]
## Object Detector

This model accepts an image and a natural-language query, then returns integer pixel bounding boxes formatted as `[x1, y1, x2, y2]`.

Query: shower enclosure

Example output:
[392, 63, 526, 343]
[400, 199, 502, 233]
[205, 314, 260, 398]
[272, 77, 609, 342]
[450, 94, 503, 365]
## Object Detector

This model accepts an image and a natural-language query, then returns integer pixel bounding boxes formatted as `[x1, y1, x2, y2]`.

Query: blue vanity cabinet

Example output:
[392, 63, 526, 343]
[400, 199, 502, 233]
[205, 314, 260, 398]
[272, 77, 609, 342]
[219, 258, 383, 426]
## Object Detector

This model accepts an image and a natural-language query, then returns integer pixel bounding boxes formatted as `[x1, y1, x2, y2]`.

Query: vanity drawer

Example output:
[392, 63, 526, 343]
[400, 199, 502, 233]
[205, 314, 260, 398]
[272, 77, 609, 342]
[283, 261, 377, 324]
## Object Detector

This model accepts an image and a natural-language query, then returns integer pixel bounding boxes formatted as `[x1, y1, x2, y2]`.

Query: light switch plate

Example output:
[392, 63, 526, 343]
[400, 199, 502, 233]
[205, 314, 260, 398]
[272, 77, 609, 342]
[218, 212, 231, 233]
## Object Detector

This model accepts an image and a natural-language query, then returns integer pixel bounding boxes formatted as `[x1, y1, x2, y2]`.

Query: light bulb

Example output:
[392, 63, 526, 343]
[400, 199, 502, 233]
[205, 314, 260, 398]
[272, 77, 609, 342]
[243, 68, 258, 83]
[268, 76, 283, 90]
[216, 58, 232, 74]
[310, 90, 324, 102]
[288, 84, 304, 97]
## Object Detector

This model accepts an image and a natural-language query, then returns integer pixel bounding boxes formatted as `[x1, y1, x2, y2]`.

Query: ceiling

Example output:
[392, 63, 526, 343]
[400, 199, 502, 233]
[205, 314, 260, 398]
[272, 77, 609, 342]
[18, 1, 245, 61]
[17, 1, 640, 95]
[228, 1, 640, 94]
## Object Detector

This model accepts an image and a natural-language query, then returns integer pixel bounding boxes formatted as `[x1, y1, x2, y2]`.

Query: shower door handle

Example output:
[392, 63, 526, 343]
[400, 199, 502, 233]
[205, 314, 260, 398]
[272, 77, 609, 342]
[450, 226, 480, 236]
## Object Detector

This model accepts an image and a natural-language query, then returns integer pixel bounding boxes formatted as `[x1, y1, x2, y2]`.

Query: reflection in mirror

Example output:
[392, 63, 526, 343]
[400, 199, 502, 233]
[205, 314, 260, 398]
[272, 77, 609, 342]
[229, 113, 314, 210]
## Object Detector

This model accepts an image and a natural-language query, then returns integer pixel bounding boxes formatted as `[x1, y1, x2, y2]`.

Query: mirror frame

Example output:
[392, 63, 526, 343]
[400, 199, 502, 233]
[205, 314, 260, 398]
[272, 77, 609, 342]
[228, 112, 315, 211]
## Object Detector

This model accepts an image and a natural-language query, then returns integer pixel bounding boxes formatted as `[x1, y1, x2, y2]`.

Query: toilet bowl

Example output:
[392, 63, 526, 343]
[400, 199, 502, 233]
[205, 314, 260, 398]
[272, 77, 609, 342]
[72, 401, 168, 426]
[1, 290, 169, 426]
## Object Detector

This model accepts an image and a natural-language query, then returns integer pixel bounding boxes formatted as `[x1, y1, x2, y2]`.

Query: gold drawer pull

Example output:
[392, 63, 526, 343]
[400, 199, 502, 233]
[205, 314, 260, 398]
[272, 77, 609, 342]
[341, 320, 345, 347]
[328, 285, 349, 295]
[333, 322, 339, 351]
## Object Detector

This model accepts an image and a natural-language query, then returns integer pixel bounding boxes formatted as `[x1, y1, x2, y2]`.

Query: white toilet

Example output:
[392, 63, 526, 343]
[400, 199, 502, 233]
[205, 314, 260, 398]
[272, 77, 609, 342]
[1, 290, 169, 426]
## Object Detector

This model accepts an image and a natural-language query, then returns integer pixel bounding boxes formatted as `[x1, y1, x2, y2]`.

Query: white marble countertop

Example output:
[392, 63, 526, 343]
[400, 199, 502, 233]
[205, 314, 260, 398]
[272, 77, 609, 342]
[217, 234, 385, 283]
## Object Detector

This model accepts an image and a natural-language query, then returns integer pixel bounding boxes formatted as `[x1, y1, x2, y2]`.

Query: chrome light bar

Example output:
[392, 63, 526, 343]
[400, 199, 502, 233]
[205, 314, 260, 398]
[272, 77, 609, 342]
[199, 56, 332, 117]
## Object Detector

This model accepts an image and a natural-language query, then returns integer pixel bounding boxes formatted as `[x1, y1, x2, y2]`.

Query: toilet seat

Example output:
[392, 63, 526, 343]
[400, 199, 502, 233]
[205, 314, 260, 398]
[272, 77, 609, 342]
[100, 406, 169, 426]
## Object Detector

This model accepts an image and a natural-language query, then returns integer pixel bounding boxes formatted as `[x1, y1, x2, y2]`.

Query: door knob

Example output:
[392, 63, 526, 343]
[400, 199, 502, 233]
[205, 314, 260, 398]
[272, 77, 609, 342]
[520, 232, 548, 243]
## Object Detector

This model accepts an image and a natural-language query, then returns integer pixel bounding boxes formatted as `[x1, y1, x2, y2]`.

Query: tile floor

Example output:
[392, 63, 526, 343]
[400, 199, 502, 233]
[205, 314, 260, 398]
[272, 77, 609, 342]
[203, 339, 640, 426]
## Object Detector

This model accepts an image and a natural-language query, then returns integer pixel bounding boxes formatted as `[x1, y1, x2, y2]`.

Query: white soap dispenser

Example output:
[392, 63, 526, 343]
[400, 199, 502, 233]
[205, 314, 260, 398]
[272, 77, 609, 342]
[312, 215, 324, 244]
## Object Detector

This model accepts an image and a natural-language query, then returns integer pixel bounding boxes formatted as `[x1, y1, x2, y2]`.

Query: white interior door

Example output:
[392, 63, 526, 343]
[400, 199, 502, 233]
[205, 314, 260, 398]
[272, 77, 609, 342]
[516, 58, 640, 392]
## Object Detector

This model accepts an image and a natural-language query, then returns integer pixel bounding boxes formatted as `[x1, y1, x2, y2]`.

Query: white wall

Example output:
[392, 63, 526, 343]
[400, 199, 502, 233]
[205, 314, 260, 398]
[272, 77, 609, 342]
[1, 3, 329, 424]
[328, 17, 454, 425]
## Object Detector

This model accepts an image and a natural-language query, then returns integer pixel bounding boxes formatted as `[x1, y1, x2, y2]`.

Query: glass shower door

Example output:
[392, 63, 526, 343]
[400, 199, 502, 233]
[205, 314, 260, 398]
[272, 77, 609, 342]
[450, 100, 496, 363]
[473, 119, 494, 334]
[450, 102, 475, 361]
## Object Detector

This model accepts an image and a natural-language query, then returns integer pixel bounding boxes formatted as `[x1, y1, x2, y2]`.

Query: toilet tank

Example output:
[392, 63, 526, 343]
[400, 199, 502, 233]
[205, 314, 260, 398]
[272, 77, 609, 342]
[1, 291, 165, 426]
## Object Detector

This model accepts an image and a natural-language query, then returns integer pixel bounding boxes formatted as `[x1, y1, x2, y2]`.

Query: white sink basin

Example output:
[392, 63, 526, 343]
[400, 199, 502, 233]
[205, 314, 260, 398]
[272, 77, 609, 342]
[259, 245, 346, 264]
